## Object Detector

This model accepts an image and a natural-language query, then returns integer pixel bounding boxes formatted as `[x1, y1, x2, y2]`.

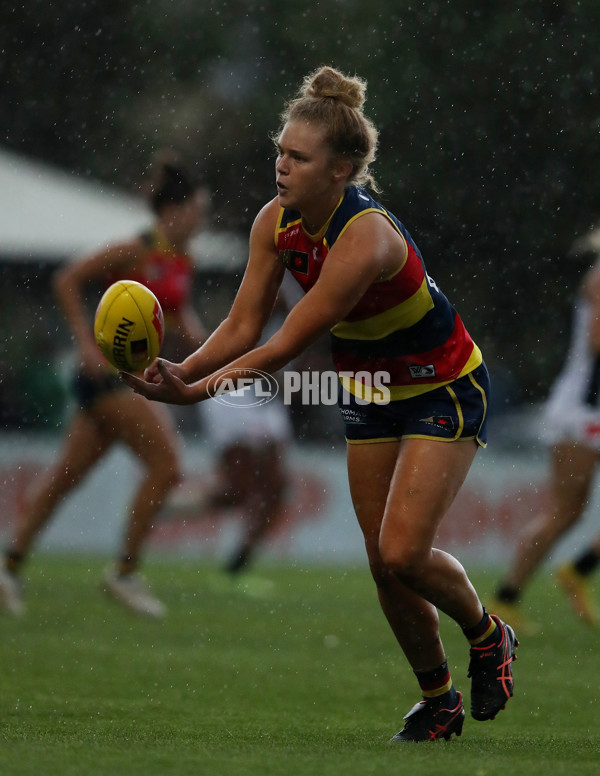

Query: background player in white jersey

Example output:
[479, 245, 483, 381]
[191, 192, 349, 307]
[493, 257, 600, 629]
[196, 291, 295, 582]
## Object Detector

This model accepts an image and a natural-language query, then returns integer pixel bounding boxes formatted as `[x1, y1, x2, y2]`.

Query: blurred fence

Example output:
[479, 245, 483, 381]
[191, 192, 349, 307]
[2, 427, 600, 569]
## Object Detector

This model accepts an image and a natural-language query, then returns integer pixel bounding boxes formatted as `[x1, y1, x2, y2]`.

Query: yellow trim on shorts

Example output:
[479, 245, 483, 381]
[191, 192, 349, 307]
[444, 383, 464, 440]
[468, 369, 488, 440]
[347, 434, 486, 447]
[346, 436, 399, 445]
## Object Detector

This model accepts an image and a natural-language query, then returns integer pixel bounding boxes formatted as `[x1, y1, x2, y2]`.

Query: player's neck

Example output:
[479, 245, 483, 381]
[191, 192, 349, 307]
[155, 223, 186, 254]
[300, 191, 343, 235]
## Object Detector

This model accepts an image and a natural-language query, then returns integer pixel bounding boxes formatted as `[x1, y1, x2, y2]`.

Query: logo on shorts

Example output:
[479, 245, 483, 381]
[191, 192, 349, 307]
[420, 415, 455, 432]
[409, 364, 436, 379]
[339, 407, 368, 425]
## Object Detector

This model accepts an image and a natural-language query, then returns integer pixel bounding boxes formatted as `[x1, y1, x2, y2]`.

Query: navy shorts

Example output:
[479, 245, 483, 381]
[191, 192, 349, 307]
[339, 364, 489, 446]
[71, 369, 126, 411]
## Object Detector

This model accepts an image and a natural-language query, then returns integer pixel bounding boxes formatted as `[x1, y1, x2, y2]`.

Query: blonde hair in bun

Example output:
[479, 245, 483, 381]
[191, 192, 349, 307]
[277, 66, 380, 192]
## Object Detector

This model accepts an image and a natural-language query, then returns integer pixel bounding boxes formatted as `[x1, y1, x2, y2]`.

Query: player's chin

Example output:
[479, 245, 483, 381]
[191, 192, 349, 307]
[276, 187, 294, 206]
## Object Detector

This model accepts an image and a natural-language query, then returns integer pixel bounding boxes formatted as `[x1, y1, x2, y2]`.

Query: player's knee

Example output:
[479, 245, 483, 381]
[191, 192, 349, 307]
[378, 539, 425, 582]
[364, 540, 398, 589]
[369, 559, 395, 589]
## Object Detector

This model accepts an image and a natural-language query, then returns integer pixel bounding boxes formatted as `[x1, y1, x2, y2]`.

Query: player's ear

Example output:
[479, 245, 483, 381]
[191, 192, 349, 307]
[331, 158, 353, 183]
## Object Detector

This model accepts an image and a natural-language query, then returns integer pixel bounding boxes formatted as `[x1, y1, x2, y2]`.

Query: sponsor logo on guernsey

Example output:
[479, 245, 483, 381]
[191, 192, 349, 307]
[409, 364, 436, 379]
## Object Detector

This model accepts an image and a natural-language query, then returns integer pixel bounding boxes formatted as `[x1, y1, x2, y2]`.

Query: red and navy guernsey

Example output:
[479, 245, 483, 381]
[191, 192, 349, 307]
[275, 185, 482, 401]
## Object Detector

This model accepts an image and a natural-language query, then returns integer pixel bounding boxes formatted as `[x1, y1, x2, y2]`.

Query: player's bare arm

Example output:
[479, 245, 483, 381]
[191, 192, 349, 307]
[260, 212, 405, 361]
[54, 239, 144, 373]
[137, 200, 285, 390]
[583, 260, 600, 352]
[124, 211, 403, 405]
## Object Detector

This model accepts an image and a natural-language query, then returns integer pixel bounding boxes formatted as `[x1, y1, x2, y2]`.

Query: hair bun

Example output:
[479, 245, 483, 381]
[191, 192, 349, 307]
[146, 148, 196, 213]
[278, 66, 379, 193]
[303, 66, 366, 110]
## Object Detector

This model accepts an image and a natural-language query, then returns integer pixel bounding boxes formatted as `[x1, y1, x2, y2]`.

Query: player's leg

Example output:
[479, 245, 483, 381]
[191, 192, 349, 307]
[0, 411, 111, 614]
[376, 438, 484, 624]
[347, 439, 465, 741]
[225, 441, 288, 574]
[550, 443, 600, 624]
[376, 436, 516, 723]
[559, 523, 600, 625]
[347, 439, 444, 667]
[92, 391, 181, 617]
[349, 437, 516, 737]
[11, 410, 112, 557]
[562, 523, 600, 611]
[495, 442, 597, 624]
[95, 390, 181, 564]
[214, 443, 256, 508]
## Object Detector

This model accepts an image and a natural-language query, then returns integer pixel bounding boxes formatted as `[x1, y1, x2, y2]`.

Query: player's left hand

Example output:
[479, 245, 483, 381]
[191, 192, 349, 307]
[120, 360, 197, 405]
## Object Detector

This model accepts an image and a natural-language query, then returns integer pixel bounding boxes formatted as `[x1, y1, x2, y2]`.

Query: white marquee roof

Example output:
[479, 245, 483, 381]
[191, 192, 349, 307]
[0, 146, 245, 269]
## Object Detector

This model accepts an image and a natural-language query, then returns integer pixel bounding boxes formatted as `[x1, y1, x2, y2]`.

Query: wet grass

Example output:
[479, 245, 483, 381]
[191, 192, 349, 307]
[1, 556, 598, 775]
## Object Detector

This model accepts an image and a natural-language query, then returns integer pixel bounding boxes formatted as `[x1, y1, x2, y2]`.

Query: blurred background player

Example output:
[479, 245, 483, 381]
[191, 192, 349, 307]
[196, 291, 294, 589]
[0, 150, 208, 617]
[493, 256, 600, 630]
[161, 285, 298, 592]
[196, 374, 291, 589]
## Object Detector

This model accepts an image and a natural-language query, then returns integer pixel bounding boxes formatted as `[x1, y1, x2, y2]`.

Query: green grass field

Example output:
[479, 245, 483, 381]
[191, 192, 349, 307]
[1, 556, 599, 775]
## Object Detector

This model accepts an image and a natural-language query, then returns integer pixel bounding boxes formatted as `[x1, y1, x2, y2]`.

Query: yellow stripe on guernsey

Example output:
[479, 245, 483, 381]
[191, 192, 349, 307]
[339, 343, 483, 402]
[331, 276, 434, 340]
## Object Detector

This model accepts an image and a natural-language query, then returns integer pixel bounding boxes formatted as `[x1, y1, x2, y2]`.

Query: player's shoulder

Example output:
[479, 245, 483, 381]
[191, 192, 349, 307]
[250, 197, 281, 247]
[254, 196, 281, 225]
[100, 234, 148, 265]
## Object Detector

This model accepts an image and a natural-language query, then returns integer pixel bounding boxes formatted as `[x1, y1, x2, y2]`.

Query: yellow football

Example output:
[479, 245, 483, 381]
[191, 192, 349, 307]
[94, 280, 164, 372]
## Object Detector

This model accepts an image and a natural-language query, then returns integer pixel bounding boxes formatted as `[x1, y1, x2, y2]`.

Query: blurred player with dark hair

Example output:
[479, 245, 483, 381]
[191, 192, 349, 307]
[0, 151, 208, 618]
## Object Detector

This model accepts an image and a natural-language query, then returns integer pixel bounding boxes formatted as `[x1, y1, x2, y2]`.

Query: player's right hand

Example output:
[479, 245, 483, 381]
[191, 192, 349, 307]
[123, 360, 196, 405]
[144, 358, 184, 384]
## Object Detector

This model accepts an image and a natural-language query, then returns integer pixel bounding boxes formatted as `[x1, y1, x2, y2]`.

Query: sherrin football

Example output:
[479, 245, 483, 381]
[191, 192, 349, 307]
[94, 280, 164, 372]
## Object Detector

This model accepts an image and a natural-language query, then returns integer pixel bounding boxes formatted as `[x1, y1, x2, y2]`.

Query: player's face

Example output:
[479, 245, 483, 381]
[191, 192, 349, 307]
[275, 120, 343, 212]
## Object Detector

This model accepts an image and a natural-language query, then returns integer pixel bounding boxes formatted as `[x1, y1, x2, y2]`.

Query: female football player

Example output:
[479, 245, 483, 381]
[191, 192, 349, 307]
[0, 151, 207, 618]
[122, 67, 517, 740]
[493, 255, 600, 630]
